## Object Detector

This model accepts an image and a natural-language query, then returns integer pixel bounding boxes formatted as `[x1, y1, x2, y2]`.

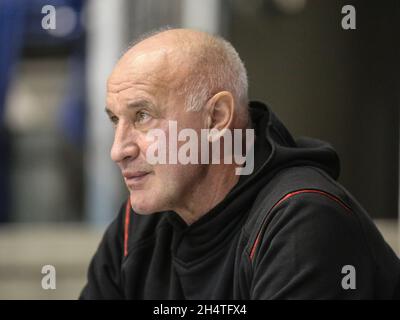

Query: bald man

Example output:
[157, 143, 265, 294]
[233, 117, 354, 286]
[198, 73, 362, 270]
[80, 29, 400, 300]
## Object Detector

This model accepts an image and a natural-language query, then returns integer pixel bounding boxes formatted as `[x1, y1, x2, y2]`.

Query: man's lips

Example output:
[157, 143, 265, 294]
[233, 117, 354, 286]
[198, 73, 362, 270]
[123, 171, 150, 179]
[122, 171, 151, 187]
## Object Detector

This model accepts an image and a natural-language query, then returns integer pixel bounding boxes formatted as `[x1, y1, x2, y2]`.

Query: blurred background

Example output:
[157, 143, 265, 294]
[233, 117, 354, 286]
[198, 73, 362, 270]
[0, 0, 398, 299]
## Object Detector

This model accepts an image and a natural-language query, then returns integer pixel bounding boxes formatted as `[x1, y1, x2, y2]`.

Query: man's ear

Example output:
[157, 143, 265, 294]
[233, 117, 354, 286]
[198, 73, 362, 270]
[205, 91, 234, 132]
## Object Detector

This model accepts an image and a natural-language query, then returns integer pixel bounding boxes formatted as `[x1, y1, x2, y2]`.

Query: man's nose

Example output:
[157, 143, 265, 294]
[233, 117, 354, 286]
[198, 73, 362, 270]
[110, 123, 140, 163]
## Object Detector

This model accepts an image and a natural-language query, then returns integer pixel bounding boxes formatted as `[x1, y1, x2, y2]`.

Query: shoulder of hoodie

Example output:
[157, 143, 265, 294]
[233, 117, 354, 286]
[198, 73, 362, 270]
[242, 165, 369, 253]
[246, 166, 400, 279]
[239, 165, 391, 283]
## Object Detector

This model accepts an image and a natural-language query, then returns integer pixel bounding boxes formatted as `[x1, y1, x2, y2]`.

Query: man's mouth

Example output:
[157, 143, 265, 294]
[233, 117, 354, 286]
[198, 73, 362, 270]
[123, 171, 151, 188]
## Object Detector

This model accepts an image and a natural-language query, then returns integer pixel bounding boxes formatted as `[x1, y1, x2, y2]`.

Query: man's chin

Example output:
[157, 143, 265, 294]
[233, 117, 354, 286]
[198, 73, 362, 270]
[129, 195, 159, 215]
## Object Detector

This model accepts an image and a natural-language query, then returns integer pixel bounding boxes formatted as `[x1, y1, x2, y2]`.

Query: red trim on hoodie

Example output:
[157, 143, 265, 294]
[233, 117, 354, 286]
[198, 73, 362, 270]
[249, 189, 352, 261]
[124, 198, 131, 257]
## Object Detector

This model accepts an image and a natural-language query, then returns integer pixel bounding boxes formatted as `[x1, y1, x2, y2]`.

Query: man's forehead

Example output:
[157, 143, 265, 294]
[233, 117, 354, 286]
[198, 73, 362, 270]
[109, 28, 212, 87]
[114, 49, 167, 78]
[109, 46, 186, 89]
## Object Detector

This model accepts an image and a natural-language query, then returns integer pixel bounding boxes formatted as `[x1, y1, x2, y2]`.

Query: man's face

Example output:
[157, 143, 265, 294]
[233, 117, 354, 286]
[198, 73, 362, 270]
[106, 48, 208, 215]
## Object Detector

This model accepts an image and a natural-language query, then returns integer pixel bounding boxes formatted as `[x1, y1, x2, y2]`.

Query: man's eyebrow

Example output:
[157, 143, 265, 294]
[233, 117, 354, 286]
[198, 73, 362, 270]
[104, 107, 114, 117]
[104, 100, 154, 115]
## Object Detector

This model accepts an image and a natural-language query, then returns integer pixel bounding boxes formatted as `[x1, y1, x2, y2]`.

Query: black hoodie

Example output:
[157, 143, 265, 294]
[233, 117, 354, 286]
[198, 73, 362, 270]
[80, 101, 400, 299]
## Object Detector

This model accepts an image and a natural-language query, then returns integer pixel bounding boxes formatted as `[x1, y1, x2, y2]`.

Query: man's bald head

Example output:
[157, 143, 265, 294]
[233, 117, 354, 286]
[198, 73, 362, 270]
[118, 28, 249, 126]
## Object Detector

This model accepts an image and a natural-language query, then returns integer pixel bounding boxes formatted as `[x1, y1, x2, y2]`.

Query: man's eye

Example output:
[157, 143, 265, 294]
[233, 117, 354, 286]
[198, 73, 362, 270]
[136, 110, 151, 124]
[110, 116, 118, 125]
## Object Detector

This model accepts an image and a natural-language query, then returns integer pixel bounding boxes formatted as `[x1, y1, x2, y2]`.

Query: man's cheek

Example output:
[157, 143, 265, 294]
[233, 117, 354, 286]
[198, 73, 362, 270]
[142, 131, 168, 165]
[140, 139, 154, 165]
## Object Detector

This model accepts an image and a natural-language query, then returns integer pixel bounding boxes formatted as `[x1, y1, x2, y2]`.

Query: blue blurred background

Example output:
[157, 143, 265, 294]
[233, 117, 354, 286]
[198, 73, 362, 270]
[0, 0, 398, 299]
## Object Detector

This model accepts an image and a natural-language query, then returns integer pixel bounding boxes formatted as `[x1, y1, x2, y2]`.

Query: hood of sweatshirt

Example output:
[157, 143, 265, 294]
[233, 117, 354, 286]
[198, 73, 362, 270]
[248, 100, 340, 182]
[166, 100, 341, 262]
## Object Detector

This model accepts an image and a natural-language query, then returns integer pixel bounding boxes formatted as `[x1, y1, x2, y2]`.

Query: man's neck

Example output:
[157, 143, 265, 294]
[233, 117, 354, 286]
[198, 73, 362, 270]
[174, 164, 240, 225]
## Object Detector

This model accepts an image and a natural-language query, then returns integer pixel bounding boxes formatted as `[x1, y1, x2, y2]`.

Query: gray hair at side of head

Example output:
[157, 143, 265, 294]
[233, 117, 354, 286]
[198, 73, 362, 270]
[179, 34, 249, 120]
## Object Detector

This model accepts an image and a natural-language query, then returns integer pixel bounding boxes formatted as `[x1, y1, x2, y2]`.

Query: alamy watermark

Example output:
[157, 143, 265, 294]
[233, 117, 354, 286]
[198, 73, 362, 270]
[341, 5, 356, 30]
[341, 265, 356, 290]
[41, 5, 56, 30]
[144, 121, 255, 175]
[41, 265, 56, 290]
